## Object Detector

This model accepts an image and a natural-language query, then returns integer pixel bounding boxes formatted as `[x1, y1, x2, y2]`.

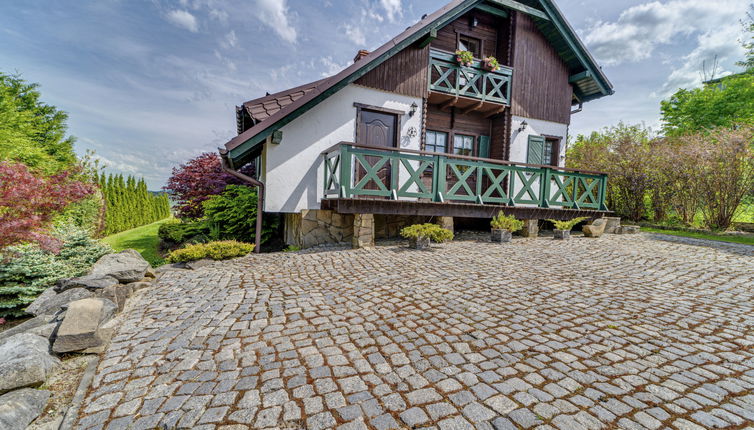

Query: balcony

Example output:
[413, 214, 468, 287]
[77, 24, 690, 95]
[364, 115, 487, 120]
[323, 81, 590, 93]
[428, 49, 513, 115]
[322, 143, 609, 219]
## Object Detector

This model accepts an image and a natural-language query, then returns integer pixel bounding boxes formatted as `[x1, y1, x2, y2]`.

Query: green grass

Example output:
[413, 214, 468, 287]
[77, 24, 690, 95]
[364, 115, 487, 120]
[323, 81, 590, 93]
[102, 218, 174, 266]
[641, 227, 754, 246]
[734, 201, 754, 223]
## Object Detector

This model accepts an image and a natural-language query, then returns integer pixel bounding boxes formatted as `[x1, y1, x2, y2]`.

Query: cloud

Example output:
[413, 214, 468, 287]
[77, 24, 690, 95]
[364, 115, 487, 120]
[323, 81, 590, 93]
[584, 0, 743, 66]
[165, 9, 199, 32]
[254, 0, 297, 44]
[343, 24, 366, 46]
[380, 0, 402, 23]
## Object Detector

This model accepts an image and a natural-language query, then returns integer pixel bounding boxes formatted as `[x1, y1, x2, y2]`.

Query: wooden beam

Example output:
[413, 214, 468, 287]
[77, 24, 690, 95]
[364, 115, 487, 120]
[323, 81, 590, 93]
[484, 105, 506, 118]
[485, 0, 549, 21]
[569, 70, 592, 83]
[440, 97, 459, 112]
[475, 4, 509, 18]
[418, 27, 438, 48]
[461, 101, 484, 115]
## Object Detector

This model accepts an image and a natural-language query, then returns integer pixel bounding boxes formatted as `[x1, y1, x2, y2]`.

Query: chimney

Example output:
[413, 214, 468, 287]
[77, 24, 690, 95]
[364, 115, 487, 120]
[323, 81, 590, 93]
[353, 50, 370, 63]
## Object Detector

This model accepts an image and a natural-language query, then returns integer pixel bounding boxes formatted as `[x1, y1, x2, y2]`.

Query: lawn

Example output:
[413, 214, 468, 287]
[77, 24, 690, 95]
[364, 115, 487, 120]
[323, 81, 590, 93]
[102, 218, 174, 266]
[641, 227, 754, 247]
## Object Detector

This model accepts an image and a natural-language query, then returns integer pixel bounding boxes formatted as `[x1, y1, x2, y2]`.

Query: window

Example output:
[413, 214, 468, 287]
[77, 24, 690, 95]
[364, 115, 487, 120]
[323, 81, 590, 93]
[425, 130, 448, 153]
[458, 36, 481, 58]
[544, 138, 560, 166]
[453, 134, 475, 157]
[527, 135, 561, 166]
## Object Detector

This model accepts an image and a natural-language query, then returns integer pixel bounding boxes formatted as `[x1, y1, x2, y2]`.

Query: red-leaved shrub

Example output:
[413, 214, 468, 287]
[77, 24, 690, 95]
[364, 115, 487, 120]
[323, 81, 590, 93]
[0, 161, 94, 251]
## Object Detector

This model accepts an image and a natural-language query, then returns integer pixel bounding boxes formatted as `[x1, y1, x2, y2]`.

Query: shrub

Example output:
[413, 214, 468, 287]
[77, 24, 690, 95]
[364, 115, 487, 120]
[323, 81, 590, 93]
[490, 212, 524, 232]
[0, 224, 112, 317]
[158, 220, 209, 245]
[166, 241, 255, 263]
[164, 153, 255, 219]
[548, 217, 589, 232]
[400, 224, 454, 243]
[0, 161, 94, 251]
[203, 185, 279, 245]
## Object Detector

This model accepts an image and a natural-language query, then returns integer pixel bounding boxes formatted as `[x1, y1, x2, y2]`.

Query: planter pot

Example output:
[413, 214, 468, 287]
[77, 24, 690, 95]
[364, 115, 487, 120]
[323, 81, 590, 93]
[553, 230, 570, 240]
[490, 229, 513, 243]
[409, 236, 430, 249]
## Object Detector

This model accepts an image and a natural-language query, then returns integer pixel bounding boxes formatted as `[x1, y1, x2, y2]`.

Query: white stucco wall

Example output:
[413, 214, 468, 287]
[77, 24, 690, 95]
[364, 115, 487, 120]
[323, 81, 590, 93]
[509, 115, 568, 168]
[263, 84, 423, 213]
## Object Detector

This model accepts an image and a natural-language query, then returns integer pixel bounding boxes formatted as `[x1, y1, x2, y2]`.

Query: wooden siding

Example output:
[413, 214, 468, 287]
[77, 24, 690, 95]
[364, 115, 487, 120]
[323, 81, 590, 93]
[510, 13, 572, 125]
[355, 44, 429, 98]
[430, 11, 506, 62]
[426, 105, 492, 145]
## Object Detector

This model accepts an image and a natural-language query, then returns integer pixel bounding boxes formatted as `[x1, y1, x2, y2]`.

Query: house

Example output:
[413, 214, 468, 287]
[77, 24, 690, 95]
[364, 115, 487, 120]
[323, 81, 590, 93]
[220, 0, 614, 249]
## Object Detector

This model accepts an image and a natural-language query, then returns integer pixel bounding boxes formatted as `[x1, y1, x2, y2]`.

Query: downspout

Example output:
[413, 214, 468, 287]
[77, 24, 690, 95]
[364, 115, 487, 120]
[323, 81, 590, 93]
[219, 149, 264, 254]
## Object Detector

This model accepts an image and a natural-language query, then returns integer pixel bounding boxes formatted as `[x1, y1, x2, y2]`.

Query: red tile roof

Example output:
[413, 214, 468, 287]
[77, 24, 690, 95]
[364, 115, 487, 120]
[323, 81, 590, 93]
[241, 78, 329, 124]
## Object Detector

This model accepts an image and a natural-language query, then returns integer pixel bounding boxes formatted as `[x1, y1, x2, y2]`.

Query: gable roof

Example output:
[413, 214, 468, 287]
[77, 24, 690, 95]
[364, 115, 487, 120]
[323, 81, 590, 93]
[222, 0, 613, 168]
[240, 78, 328, 127]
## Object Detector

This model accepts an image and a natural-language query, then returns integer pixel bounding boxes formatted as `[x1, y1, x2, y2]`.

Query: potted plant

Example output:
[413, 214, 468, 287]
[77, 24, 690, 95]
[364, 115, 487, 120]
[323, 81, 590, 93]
[482, 56, 501, 72]
[547, 217, 589, 240]
[490, 212, 524, 243]
[455, 50, 474, 67]
[400, 223, 454, 249]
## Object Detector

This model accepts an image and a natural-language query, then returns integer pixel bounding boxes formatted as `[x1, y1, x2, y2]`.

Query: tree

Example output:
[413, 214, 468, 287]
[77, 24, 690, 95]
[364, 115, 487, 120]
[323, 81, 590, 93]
[99, 173, 171, 235]
[0, 161, 94, 251]
[660, 73, 754, 136]
[164, 152, 255, 219]
[737, 5, 754, 71]
[0, 73, 77, 174]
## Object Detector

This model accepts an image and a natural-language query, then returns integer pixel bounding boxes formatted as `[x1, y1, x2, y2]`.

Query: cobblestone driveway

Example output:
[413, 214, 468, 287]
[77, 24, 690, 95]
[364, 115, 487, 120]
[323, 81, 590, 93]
[76, 234, 754, 430]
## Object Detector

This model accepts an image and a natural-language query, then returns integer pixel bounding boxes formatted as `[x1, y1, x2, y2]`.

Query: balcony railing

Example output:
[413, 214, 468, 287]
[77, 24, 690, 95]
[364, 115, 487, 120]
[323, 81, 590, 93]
[429, 49, 513, 105]
[323, 143, 608, 211]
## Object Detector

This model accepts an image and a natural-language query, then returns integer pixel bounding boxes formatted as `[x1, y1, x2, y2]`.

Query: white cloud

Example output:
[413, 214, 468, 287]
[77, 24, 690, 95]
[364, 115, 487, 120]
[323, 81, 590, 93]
[319, 56, 349, 77]
[255, 0, 297, 44]
[343, 24, 366, 46]
[221, 30, 237, 49]
[380, 0, 402, 23]
[165, 9, 199, 32]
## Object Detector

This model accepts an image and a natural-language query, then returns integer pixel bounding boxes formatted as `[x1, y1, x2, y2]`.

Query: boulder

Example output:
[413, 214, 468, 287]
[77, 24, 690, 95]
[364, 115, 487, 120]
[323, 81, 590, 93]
[89, 250, 150, 283]
[0, 314, 57, 345]
[617, 225, 640, 235]
[605, 217, 622, 234]
[52, 298, 117, 354]
[125, 281, 151, 292]
[583, 218, 607, 238]
[0, 388, 51, 430]
[55, 275, 118, 293]
[100, 284, 132, 312]
[0, 333, 60, 392]
[186, 259, 214, 270]
[26, 288, 93, 317]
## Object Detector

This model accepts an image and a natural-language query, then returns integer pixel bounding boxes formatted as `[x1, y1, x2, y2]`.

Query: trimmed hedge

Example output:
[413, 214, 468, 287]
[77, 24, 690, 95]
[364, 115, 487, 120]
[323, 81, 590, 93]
[166, 241, 255, 263]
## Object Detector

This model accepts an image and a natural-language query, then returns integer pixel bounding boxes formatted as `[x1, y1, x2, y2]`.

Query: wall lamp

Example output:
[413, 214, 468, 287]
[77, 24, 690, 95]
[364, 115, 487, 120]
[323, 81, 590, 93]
[409, 102, 418, 117]
[518, 120, 528, 132]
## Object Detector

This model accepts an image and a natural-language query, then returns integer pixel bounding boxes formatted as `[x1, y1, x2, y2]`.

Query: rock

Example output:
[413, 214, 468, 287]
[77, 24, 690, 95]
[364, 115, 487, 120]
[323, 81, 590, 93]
[605, 217, 622, 234]
[186, 259, 214, 270]
[583, 218, 607, 238]
[26, 288, 93, 317]
[0, 314, 58, 344]
[125, 281, 151, 292]
[617, 225, 640, 235]
[0, 333, 60, 392]
[55, 275, 118, 293]
[0, 388, 51, 430]
[89, 250, 150, 283]
[100, 284, 131, 312]
[52, 298, 117, 354]
[81, 318, 118, 354]
[144, 267, 157, 278]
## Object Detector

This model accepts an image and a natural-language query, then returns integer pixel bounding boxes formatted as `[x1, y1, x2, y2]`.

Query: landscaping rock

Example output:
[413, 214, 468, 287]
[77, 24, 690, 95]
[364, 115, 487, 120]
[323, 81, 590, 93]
[0, 333, 60, 392]
[617, 225, 640, 235]
[89, 250, 150, 283]
[125, 281, 151, 292]
[186, 259, 214, 270]
[100, 284, 131, 312]
[0, 388, 51, 430]
[52, 298, 117, 354]
[55, 275, 118, 293]
[26, 288, 93, 317]
[145, 267, 157, 278]
[0, 314, 58, 344]
[583, 218, 607, 238]
[605, 217, 622, 234]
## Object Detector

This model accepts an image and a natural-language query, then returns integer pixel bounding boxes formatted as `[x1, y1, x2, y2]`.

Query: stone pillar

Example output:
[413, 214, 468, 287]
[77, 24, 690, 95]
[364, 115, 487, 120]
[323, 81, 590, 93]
[352, 214, 375, 248]
[521, 219, 539, 238]
[605, 217, 622, 234]
[436, 216, 454, 233]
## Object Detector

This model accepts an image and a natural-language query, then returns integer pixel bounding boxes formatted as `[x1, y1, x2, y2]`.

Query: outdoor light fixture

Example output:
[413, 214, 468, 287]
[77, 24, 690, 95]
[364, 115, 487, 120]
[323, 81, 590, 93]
[409, 102, 418, 117]
[471, 16, 479, 27]
[518, 120, 528, 132]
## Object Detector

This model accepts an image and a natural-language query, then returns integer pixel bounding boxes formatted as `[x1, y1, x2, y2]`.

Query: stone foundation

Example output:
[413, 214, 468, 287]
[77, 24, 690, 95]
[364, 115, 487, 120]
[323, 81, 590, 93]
[284, 210, 354, 248]
[374, 215, 431, 239]
[352, 214, 375, 248]
[521, 219, 539, 238]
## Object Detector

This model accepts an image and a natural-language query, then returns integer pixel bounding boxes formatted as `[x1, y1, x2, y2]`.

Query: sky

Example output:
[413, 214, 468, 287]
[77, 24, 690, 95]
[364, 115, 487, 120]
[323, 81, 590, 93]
[1, 0, 751, 189]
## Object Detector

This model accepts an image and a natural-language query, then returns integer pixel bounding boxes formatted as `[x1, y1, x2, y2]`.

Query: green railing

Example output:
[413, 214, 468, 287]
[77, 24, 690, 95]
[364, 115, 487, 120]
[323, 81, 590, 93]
[323, 143, 608, 211]
[429, 49, 513, 105]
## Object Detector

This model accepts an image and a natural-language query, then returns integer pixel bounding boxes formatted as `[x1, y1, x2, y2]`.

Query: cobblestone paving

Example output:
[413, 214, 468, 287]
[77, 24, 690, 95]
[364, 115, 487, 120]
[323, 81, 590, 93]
[76, 234, 754, 430]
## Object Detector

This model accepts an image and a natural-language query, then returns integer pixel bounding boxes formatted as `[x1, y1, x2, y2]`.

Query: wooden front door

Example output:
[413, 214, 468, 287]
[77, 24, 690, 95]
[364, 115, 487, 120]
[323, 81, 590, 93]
[356, 109, 398, 194]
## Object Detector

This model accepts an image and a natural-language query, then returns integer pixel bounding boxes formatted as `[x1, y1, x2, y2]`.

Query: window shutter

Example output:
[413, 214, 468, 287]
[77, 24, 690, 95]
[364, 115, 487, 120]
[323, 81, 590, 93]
[478, 135, 490, 159]
[527, 135, 545, 165]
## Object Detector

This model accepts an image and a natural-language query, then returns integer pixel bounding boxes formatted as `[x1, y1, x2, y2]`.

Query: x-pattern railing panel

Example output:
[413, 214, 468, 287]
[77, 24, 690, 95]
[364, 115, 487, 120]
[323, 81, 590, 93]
[322, 144, 608, 211]
[429, 50, 512, 106]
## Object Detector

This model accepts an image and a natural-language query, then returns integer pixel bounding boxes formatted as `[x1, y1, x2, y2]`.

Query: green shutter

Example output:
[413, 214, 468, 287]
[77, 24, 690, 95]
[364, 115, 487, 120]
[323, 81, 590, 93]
[527, 135, 545, 165]
[478, 135, 490, 159]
